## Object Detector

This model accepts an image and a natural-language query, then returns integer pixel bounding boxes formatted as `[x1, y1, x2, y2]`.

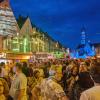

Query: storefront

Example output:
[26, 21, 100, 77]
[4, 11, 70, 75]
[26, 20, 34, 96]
[0, 52, 33, 63]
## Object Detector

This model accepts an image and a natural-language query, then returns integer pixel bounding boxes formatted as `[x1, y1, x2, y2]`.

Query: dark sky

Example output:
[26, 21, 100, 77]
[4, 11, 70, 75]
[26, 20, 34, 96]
[10, 0, 100, 49]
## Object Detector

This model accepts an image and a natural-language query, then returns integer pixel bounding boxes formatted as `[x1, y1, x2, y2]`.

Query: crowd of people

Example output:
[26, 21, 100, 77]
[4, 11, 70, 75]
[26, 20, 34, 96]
[0, 58, 100, 100]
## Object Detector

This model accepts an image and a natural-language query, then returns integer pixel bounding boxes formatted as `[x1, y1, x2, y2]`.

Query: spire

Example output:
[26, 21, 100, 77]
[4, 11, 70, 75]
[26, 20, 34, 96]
[81, 26, 86, 45]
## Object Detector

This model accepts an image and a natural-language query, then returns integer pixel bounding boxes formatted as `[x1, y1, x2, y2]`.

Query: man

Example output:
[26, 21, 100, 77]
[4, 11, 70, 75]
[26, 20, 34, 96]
[80, 63, 100, 100]
[79, 62, 88, 73]
[0, 62, 8, 77]
[9, 63, 27, 100]
[31, 66, 68, 100]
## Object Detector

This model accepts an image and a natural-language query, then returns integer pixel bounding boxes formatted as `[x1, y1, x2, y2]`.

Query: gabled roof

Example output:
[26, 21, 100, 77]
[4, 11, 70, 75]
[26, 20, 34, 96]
[17, 15, 65, 48]
[17, 15, 36, 29]
[0, 0, 9, 7]
[17, 15, 28, 29]
[19, 17, 33, 35]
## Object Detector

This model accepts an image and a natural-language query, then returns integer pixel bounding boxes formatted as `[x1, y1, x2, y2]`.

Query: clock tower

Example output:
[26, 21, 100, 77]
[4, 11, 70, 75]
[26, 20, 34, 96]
[81, 26, 86, 45]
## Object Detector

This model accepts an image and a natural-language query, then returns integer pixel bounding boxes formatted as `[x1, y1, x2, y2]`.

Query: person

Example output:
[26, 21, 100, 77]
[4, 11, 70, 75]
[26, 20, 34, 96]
[9, 63, 27, 100]
[73, 70, 94, 100]
[43, 62, 51, 78]
[79, 62, 88, 73]
[22, 62, 29, 77]
[27, 70, 43, 99]
[66, 66, 79, 100]
[0, 79, 6, 100]
[28, 63, 33, 77]
[0, 77, 9, 98]
[0, 62, 8, 77]
[80, 63, 100, 100]
[31, 66, 69, 100]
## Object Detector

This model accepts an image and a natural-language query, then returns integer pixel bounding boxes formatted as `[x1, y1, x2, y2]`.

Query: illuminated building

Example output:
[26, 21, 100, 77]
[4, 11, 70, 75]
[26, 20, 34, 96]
[0, 0, 19, 51]
[93, 43, 100, 58]
[71, 27, 95, 59]
[0, 0, 64, 54]
[14, 15, 63, 53]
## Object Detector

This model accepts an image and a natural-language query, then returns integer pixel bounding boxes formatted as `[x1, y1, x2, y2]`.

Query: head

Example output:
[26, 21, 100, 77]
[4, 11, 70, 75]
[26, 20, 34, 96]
[90, 63, 100, 84]
[0, 80, 4, 94]
[72, 66, 78, 76]
[15, 63, 23, 74]
[34, 70, 40, 79]
[29, 63, 33, 68]
[54, 66, 63, 81]
[79, 62, 88, 72]
[79, 72, 94, 88]
[22, 62, 27, 68]
[49, 65, 56, 76]
[54, 70, 63, 82]
[0, 62, 5, 68]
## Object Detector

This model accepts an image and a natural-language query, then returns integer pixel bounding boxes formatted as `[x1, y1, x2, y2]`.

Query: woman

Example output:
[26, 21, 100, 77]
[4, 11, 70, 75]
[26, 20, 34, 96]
[67, 66, 79, 100]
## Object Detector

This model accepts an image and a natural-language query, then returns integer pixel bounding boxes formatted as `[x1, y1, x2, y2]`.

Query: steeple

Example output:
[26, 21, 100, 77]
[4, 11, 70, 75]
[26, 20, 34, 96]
[81, 26, 86, 45]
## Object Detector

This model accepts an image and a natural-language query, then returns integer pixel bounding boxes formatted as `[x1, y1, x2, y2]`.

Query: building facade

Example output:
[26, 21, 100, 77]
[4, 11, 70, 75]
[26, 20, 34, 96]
[93, 43, 100, 58]
[0, 0, 64, 53]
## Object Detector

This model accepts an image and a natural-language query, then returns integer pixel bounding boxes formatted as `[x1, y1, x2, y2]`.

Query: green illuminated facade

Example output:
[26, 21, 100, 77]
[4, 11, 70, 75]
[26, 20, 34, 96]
[0, 1, 64, 53]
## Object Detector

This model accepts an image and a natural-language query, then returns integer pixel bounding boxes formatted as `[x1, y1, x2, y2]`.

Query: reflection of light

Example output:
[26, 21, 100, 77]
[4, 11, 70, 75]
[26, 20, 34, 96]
[97, 55, 100, 58]
[33, 31, 35, 34]
[20, 42, 23, 44]
[17, 33, 19, 36]
[12, 48, 19, 51]
[23, 56, 30, 59]
[35, 41, 38, 44]
[24, 38, 27, 46]
[12, 41, 18, 43]
[24, 38, 27, 53]
[48, 55, 54, 59]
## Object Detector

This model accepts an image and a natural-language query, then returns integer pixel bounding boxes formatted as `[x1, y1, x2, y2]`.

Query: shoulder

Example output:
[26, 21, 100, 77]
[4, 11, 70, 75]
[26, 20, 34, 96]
[18, 73, 27, 81]
[83, 86, 100, 93]
[80, 86, 96, 99]
[47, 79, 64, 92]
[82, 87, 94, 94]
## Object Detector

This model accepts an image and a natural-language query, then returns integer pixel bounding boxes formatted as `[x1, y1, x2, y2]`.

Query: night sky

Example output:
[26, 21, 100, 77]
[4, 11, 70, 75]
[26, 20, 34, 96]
[10, 0, 100, 49]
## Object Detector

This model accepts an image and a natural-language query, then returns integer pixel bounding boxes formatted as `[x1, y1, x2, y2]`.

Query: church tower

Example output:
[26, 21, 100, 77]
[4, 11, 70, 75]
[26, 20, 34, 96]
[81, 26, 86, 45]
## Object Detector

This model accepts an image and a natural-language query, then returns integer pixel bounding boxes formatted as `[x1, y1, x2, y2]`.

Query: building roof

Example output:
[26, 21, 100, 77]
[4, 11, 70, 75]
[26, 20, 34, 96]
[0, 0, 5, 3]
[0, 0, 9, 7]
[77, 43, 93, 49]
[77, 44, 85, 49]
[17, 15, 28, 29]
[17, 15, 65, 48]
[17, 15, 37, 29]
